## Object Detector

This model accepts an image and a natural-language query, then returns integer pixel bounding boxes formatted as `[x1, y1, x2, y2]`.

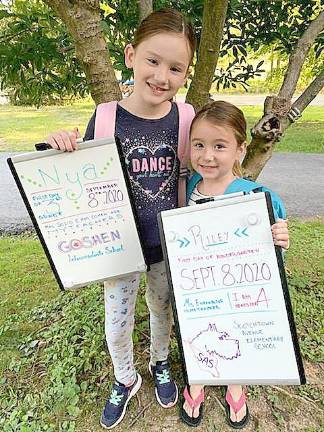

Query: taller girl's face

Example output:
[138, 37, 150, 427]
[190, 119, 244, 182]
[125, 33, 191, 106]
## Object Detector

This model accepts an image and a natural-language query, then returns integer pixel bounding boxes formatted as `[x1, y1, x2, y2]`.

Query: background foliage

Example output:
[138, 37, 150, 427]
[0, 0, 87, 106]
[0, 0, 322, 106]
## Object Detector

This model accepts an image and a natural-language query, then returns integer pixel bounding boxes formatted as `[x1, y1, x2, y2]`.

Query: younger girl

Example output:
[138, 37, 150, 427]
[46, 9, 196, 430]
[181, 101, 289, 428]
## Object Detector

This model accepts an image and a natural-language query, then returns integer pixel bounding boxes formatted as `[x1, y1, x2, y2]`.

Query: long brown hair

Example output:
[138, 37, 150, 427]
[132, 8, 196, 67]
[190, 101, 247, 177]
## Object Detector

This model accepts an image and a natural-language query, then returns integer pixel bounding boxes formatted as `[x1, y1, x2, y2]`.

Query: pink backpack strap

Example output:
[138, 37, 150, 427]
[94, 101, 118, 138]
[176, 101, 195, 207]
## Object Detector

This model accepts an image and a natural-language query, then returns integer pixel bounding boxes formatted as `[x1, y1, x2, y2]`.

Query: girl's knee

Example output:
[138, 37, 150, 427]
[146, 290, 171, 314]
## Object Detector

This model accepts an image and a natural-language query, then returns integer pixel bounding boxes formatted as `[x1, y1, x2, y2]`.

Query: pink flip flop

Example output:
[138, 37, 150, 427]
[225, 387, 250, 429]
[180, 386, 205, 427]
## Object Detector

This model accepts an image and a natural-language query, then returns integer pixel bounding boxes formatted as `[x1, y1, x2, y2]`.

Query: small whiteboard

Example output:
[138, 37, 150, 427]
[158, 192, 305, 385]
[8, 138, 146, 290]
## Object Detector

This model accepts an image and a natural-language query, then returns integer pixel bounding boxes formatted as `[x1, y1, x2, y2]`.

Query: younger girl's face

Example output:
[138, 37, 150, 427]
[190, 119, 244, 182]
[125, 33, 191, 106]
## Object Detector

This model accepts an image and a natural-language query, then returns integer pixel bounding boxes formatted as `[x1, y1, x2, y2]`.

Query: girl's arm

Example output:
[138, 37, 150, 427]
[271, 219, 289, 250]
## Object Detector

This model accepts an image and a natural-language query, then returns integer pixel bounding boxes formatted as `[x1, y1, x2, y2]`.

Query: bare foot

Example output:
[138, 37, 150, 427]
[227, 384, 247, 422]
[183, 385, 204, 418]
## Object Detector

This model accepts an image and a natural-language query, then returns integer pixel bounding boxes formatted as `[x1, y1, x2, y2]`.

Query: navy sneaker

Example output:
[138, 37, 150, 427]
[149, 360, 178, 408]
[100, 373, 142, 429]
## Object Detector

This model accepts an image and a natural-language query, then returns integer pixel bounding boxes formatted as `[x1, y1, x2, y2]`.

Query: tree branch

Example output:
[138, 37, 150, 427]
[0, 28, 29, 43]
[137, 0, 152, 22]
[278, 11, 324, 100]
[270, 386, 323, 413]
[292, 69, 324, 114]
[186, 0, 229, 111]
[129, 400, 154, 427]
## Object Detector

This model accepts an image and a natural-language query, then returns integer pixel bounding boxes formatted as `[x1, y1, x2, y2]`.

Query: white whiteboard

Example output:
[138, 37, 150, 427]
[8, 138, 146, 289]
[158, 192, 305, 385]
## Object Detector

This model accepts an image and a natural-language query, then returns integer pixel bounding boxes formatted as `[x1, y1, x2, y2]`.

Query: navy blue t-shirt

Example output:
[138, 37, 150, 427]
[84, 103, 179, 264]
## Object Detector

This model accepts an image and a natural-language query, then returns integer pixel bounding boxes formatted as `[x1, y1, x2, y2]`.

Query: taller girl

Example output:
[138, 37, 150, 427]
[46, 9, 196, 430]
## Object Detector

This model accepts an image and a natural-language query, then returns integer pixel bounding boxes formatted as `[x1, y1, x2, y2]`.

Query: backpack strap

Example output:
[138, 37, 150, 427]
[94, 101, 118, 138]
[175, 102, 195, 207]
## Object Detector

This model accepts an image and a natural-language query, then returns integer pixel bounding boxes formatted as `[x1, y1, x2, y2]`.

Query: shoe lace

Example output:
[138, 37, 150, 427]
[109, 389, 124, 406]
[156, 369, 170, 385]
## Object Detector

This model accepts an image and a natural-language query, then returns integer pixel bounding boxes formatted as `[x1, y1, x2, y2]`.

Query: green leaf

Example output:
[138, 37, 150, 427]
[67, 404, 81, 417]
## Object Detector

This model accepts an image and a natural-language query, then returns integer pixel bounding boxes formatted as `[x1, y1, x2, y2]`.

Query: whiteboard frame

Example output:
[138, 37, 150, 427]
[158, 192, 305, 385]
[7, 137, 147, 291]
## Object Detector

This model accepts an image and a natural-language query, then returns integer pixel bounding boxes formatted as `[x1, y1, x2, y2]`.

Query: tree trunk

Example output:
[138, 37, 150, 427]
[186, 0, 229, 111]
[138, 0, 152, 22]
[242, 11, 324, 180]
[43, 0, 121, 105]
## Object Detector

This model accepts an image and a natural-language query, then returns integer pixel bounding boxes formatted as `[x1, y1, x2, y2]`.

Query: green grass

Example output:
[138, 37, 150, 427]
[0, 100, 323, 153]
[0, 100, 95, 152]
[0, 219, 323, 430]
[0, 235, 58, 372]
[284, 219, 324, 361]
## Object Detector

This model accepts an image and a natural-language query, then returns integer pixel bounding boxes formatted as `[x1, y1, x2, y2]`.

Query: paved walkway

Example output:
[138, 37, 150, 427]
[175, 93, 324, 106]
[1, 152, 323, 234]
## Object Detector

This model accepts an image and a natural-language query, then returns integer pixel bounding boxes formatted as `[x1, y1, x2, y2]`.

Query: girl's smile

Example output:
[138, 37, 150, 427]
[197, 164, 219, 176]
[147, 82, 169, 95]
[198, 164, 218, 169]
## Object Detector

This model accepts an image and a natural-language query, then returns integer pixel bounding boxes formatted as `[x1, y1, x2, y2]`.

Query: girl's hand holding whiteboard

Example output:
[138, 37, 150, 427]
[46, 127, 81, 152]
[8, 137, 147, 290]
[271, 219, 289, 250]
